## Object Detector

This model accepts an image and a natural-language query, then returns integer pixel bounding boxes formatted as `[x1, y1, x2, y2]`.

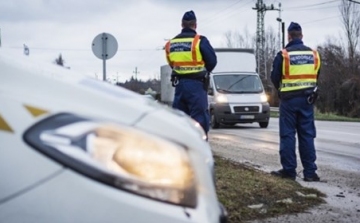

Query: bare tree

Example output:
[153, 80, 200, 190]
[55, 54, 65, 66]
[317, 38, 345, 113]
[328, 0, 360, 117]
[317, 35, 360, 117]
[223, 27, 255, 48]
[264, 26, 278, 80]
[264, 26, 280, 106]
[54, 54, 70, 69]
[224, 30, 235, 48]
[339, 0, 360, 73]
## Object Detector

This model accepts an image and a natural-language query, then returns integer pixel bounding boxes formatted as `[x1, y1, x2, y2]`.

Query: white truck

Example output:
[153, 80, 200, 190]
[208, 48, 270, 128]
[160, 48, 270, 129]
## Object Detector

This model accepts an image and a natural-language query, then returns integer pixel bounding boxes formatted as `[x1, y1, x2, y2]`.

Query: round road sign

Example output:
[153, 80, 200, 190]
[92, 32, 118, 60]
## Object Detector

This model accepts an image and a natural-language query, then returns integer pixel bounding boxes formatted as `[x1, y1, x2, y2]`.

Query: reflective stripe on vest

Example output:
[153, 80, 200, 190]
[282, 82, 317, 88]
[281, 49, 320, 92]
[165, 35, 205, 75]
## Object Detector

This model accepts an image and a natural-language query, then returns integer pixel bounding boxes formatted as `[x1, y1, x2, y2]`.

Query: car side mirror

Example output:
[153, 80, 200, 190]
[208, 87, 214, 96]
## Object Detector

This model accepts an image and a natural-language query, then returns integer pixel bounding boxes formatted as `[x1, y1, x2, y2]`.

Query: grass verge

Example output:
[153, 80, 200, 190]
[314, 112, 360, 122]
[270, 111, 360, 122]
[214, 155, 326, 223]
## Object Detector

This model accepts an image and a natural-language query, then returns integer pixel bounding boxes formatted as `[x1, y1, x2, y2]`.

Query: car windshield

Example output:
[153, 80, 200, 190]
[213, 74, 263, 93]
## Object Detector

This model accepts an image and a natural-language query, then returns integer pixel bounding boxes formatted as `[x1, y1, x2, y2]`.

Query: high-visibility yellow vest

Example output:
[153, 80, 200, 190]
[165, 34, 205, 75]
[281, 49, 320, 92]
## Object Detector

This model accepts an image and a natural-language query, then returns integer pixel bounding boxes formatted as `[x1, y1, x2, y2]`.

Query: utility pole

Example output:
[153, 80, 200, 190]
[133, 67, 140, 80]
[276, 2, 285, 50]
[252, 0, 281, 80]
[277, 3, 282, 50]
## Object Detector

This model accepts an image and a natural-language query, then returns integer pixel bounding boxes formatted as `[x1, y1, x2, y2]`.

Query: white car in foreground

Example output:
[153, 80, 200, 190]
[0, 50, 227, 223]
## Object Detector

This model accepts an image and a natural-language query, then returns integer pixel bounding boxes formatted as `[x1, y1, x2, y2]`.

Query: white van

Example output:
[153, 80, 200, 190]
[208, 48, 270, 128]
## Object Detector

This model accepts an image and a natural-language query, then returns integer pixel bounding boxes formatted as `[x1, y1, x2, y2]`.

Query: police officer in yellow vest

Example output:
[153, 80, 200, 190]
[270, 22, 321, 182]
[165, 10, 217, 137]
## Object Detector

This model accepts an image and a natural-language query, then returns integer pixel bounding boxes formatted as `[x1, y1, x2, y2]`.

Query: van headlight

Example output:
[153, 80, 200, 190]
[215, 94, 228, 103]
[260, 94, 268, 102]
[23, 113, 196, 207]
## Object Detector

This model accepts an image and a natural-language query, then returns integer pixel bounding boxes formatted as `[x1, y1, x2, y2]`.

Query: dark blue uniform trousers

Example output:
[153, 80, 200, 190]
[279, 96, 317, 178]
[172, 79, 209, 134]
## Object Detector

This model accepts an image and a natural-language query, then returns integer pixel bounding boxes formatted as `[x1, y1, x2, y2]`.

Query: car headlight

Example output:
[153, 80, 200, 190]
[215, 94, 228, 103]
[23, 113, 197, 207]
[260, 93, 268, 102]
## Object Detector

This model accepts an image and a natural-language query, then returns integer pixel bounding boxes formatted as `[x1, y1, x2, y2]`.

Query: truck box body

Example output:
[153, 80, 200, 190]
[212, 48, 256, 73]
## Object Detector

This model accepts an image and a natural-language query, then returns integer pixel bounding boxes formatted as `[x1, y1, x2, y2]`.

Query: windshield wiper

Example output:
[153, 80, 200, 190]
[231, 90, 262, 94]
[216, 88, 233, 93]
[226, 75, 253, 91]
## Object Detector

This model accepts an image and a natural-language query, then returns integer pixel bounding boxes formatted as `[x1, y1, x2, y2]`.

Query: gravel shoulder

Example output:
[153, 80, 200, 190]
[209, 135, 360, 223]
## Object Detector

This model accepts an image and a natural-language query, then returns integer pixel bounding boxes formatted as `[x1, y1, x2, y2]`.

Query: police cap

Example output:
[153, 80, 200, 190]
[287, 22, 302, 32]
[182, 10, 196, 21]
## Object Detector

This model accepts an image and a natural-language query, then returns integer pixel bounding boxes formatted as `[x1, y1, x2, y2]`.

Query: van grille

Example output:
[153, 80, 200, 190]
[234, 106, 259, 113]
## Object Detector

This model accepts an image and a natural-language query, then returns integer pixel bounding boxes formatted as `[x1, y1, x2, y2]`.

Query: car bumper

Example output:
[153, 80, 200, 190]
[0, 169, 225, 223]
[211, 102, 270, 124]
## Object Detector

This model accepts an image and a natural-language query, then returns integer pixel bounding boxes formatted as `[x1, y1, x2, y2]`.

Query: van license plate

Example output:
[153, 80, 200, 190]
[240, 115, 254, 119]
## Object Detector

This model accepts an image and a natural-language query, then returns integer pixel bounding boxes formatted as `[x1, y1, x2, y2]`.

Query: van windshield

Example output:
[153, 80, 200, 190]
[213, 74, 263, 93]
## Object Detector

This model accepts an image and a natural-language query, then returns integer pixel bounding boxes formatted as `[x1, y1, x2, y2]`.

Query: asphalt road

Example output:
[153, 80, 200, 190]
[210, 118, 360, 172]
[209, 118, 360, 222]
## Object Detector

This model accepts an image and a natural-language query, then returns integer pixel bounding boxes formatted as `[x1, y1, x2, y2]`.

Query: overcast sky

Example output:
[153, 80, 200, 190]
[0, 0, 349, 82]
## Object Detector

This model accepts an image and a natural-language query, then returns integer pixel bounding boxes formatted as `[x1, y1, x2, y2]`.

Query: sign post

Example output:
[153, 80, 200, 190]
[92, 33, 118, 81]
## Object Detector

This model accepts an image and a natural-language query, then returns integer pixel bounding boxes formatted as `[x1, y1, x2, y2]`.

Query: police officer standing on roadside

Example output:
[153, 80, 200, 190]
[165, 10, 217, 138]
[270, 22, 321, 182]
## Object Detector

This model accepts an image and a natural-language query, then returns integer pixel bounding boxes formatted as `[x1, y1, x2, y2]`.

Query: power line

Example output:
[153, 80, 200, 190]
[287, 5, 339, 11]
[299, 0, 360, 24]
[3, 46, 162, 52]
[285, 0, 339, 10]
[136, 49, 163, 69]
[302, 10, 360, 24]
[201, 0, 244, 23]
[200, 0, 253, 29]
[3, 1, 252, 55]
[302, 15, 341, 24]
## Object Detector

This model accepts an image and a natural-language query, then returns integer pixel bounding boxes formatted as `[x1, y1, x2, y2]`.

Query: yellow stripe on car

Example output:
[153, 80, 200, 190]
[0, 114, 13, 133]
[24, 105, 49, 117]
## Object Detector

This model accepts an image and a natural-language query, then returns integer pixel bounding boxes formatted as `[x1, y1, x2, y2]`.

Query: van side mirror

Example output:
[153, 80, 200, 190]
[208, 87, 214, 96]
